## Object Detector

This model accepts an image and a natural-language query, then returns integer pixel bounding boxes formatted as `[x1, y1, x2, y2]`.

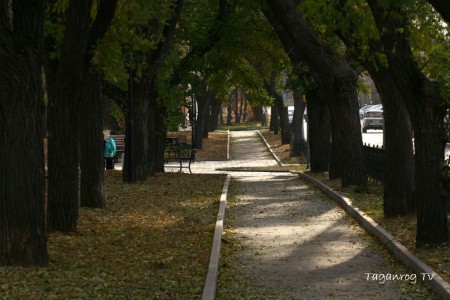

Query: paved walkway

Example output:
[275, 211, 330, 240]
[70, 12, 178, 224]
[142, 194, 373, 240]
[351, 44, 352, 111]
[189, 131, 433, 299]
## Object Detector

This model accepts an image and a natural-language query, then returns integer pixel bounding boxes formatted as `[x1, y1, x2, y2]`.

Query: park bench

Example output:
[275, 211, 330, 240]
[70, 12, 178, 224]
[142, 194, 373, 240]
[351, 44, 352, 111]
[164, 135, 196, 173]
[110, 135, 125, 162]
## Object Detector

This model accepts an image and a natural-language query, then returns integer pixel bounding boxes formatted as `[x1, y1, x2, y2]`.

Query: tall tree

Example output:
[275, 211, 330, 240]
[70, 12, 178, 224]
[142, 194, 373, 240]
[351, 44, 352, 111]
[322, 0, 415, 215]
[367, 0, 448, 246]
[0, 0, 48, 265]
[122, 0, 184, 182]
[264, 73, 290, 144]
[264, 0, 367, 186]
[79, 0, 118, 208]
[46, 0, 118, 231]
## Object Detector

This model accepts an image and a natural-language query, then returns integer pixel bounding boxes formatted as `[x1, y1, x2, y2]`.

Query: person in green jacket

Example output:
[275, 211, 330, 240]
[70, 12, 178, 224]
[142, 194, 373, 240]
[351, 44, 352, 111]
[104, 136, 117, 169]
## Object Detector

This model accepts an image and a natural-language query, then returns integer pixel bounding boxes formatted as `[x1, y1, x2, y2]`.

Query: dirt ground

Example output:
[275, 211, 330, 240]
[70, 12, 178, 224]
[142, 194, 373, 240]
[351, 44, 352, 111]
[217, 131, 436, 299]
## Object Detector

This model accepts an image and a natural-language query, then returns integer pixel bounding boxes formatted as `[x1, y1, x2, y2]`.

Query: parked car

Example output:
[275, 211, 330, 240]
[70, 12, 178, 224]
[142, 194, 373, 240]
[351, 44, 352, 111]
[361, 105, 383, 133]
[359, 104, 380, 119]
[288, 106, 307, 124]
[288, 106, 294, 123]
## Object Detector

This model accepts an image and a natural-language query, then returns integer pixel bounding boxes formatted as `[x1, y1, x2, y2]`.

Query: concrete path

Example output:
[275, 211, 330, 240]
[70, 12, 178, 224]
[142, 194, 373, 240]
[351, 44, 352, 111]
[191, 131, 432, 299]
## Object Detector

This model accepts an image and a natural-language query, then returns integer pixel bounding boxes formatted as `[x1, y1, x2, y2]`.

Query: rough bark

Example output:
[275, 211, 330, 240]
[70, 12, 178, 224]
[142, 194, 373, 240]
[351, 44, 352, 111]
[47, 0, 92, 232]
[367, 0, 448, 245]
[233, 89, 241, 124]
[123, 80, 150, 182]
[306, 89, 331, 172]
[227, 103, 232, 125]
[79, 70, 105, 208]
[46, 0, 117, 231]
[123, 0, 184, 181]
[270, 105, 280, 134]
[209, 96, 221, 131]
[381, 81, 415, 216]
[265, 79, 289, 142]
[264, 0, 366, 186]
[195, 86, 212, 149]
[263, 8, 306, 156]
[280, 107, 291, 144]
[149, 83, 166, 174]
[333, 0, 415, 216]
[252, 106, 263, 124]
[0, 0, 48, 265]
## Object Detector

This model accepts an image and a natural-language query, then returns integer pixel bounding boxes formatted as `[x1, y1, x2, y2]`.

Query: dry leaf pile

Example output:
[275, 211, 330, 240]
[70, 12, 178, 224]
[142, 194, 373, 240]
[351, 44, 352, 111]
[1, 171, 226, 299]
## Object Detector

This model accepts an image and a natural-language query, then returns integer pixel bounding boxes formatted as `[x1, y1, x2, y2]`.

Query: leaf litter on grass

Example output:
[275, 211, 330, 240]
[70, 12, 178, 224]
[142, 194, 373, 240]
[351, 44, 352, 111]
[0, 171, 226, 299]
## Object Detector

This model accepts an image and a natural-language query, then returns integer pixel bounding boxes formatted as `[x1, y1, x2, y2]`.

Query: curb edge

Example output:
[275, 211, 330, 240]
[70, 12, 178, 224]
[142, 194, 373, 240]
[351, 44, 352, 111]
[294, 171, 450, 300]
[202, 174, 232, 300]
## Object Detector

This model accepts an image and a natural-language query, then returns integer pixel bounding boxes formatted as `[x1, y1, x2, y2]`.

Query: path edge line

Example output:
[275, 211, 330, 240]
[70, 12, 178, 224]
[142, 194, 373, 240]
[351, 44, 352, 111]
[257, 130, 283, 166]
[227, 130, 230, 160]
[294, 171, 450, 300]
[202, 174, 231, 300]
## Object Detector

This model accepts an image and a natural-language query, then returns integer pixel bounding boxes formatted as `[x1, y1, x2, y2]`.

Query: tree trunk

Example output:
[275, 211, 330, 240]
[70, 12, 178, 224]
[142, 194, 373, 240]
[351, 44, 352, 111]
[242, 98, 248, 122]
[47, 0, 94, 232]
[307, 89, 331, 172]
[46, 0, 117, 229]
[123, 70, 136, 183]
[280, 106, 290, 144]
[226, 103, 232, 125]
[252, 106, 263, 123]
[332, 2, 415, 217]
[203, 109, 209, 139]
[326, 73, 365, 186]
[195, 87, 211, 149]
[290, 87, 305, 157]
[367, 0, 448, 246]
[233, 89, 241, 124]
[265, 78, 289, 143]
[150, 84, 166, 173]
[209, 96, 221, 131]
[123, 81, 150, 182]
[79, 70, 105, 208]
[270, 106, 280, 134]
[147, 86, 157, 175]
[383, 91, 415, 215]
[368, 70, 415, 216]
[0, 0, 48, 265]
[238, 90, 245, 123]
[413, 109, 448, 245]
[262, 107, 268, 126]
[265, 0, 367, 187]
[220, 105, 225, 125]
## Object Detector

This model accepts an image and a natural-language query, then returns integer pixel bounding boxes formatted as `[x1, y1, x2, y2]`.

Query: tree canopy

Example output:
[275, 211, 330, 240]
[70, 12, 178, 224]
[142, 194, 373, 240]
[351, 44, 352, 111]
[1, 0, 450, 266]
